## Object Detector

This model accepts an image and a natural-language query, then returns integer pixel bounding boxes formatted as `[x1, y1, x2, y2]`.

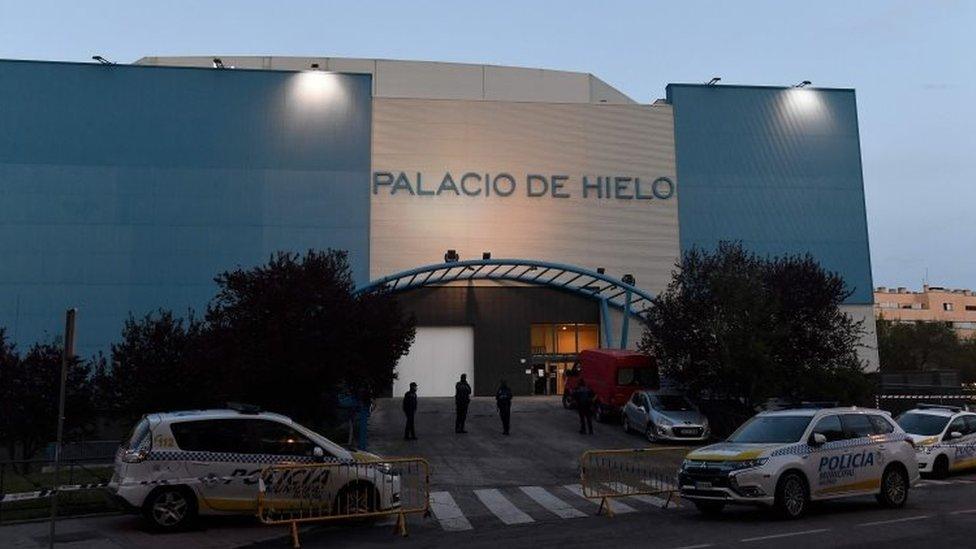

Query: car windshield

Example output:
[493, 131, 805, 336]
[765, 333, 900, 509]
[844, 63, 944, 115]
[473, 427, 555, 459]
[727, 415, 813, 444]
[896, 412, 951, 436]
[650, 395, 695, 412]
[617, 367, 658, 387]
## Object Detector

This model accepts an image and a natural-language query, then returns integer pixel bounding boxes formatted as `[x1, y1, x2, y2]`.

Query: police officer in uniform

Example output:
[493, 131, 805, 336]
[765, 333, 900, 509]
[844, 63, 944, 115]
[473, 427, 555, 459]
[573, 379, 595, 434]
[455, 374, 472, 433]
[495, 380, 513, 435]
[403, 382, 418, 440]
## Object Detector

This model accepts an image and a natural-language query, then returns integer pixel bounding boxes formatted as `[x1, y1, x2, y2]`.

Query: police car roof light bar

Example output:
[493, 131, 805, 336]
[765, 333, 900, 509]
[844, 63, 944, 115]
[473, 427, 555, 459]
[917, 403, 963, 412]
[227, 402, 262, 414]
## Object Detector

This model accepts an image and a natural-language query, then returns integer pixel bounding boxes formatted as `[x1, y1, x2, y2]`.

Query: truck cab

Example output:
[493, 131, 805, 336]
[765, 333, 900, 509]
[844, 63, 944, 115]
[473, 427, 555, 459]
[562, 349, 658, 422]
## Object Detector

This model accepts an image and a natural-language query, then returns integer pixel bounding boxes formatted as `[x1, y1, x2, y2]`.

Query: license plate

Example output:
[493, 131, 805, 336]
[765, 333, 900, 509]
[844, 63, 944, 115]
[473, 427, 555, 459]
[695, 481, 712, 489]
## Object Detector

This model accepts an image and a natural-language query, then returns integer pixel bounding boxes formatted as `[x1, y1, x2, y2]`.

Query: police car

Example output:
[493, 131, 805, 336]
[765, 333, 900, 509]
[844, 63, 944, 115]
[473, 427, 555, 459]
[109, 405, 399, 530]
[679, 406, 918, 519]
[896, 404, 976, 478]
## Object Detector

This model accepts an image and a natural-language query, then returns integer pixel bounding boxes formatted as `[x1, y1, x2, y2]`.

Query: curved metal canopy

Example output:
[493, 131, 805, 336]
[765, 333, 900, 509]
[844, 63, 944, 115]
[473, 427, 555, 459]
[355, 258, 655, 348]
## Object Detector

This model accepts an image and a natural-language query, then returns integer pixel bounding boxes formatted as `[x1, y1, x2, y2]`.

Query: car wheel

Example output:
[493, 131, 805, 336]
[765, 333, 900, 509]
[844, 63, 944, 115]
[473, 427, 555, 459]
[562, 393, 573, 409]
[931, 455, 950, 479]
[693, 500, 725, 516]
[876, 465, 909, 508]
[143, 487, 197, 531]
[335, 482, 379, 516]
[774, 472, 808, 519]
[645, 424, 657, 443]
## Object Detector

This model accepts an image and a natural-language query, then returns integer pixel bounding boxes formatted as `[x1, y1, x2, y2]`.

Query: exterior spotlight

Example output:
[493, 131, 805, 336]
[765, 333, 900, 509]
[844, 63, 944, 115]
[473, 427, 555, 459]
[706, 77, 721, 86]
[482, 252, 491, 260]
[91, 55, 113, 65]
[444, 249, 459, 263]
[795, 80, 811, 88]
[212, 58, 225, 69]
[310, 63, 320, 69]
[596, 267, 606, 275]
[622, 274, 636, 285]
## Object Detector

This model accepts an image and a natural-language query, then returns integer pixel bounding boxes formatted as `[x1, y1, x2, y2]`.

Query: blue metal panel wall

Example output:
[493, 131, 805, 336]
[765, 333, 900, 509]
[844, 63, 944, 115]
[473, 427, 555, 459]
[666, 84, 873, 304]
[0, 60, 372, 355]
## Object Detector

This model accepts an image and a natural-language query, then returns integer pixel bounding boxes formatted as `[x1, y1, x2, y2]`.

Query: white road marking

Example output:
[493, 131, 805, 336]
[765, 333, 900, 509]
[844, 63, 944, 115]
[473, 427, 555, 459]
[950, 508, 976, 515]
[429, 491, 473, 531]
[740, 529, 830, 542]
[474, 489, 534, 525]
[667, 544, 714, 549]
[519, 486, 586, 519]
[564, 483, 637, 514]
[629, 494, 678, 508]
[856, 515, 931, 527]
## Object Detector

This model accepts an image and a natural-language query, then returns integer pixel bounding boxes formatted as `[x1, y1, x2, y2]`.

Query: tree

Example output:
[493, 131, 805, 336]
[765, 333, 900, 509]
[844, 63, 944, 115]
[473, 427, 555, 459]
[0, 332, 96, 461]
[639, 242, 872, 411]
[876, 316, 966, 372]
[104, 249, 416, 427]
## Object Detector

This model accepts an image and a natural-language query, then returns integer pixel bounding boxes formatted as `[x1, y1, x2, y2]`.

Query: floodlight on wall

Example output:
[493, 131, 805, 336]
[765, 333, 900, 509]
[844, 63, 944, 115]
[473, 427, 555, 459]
[482, 252, 491, 260]
[622, 274, 636, 286]
[706, 77, 721, 86]
[596, 267, 606, 275]
[212, 58, 225, 69]
[444, 249, 459, 263]
[310, 63, 320, 70]
[91, 55, 114, 65]
[795, 80, 811, 88]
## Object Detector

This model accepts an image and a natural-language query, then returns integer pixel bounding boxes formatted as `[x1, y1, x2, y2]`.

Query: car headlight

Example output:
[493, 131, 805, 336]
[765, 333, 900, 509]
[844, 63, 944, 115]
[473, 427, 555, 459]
[729, 458, 768, 470]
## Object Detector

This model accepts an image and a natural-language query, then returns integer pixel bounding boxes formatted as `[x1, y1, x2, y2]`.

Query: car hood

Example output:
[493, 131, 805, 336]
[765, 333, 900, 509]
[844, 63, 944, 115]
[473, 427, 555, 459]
[657, 410, 705, 424]
[906, 433, 940, 447]
[685, 442, 784, 462]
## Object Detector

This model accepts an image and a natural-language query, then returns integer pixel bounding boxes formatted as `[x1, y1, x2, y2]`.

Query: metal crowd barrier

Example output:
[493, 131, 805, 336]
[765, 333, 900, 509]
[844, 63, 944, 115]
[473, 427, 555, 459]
[579, 447, 687, 517]
[257, 457, 430, 547]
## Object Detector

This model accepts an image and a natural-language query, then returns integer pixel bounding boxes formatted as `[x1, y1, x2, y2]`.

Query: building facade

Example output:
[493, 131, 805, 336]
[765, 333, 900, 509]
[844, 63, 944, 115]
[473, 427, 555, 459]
[0, 56, 878, 395]
[875, 286, 976, 339]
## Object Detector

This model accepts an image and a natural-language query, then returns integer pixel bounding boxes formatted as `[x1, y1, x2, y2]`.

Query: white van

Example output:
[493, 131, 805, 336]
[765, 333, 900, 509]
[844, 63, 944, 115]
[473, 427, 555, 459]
[109, 406, 399, 530]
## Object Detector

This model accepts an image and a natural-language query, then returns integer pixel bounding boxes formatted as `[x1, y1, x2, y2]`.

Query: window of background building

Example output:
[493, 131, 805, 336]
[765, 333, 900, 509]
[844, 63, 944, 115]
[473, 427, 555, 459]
[966, 305, 976, 312]
[944, 302, 954, 311]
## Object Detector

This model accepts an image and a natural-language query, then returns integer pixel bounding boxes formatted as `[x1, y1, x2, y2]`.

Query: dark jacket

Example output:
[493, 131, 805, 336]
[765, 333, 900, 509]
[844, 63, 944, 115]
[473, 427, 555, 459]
[573, 385, 595, 410]
[495, 386, 513, 409]
[403, 390, 418, 414]
[455, 381, 472, 404]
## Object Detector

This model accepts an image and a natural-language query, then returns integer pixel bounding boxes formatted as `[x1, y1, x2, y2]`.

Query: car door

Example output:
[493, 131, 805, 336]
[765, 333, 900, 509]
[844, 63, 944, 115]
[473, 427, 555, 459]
[839, 414, 884, 494]
[806, 414, 851, 498]
[626, 393, 645, 428]
[170, 418, 255, 513]
[943, 416, 972, 472]
[956, 416, 976, 471]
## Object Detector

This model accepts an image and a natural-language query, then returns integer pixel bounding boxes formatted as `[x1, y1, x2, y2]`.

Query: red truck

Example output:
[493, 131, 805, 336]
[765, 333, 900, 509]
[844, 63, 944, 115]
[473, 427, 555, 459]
[562, 349, 659, 422]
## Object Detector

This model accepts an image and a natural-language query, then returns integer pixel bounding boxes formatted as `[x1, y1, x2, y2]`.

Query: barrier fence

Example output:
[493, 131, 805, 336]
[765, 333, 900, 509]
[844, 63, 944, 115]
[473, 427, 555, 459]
[579, 447, 687, 517]
[257, 457, 430, 547]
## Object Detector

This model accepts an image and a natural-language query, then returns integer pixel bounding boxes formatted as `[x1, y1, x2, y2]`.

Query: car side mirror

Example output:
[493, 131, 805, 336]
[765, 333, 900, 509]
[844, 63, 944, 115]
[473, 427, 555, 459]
[313, 446, 325, 459]
[638, 405, 648, 413]
[809, 433, 827, 446]
[947, 431, 963, 440]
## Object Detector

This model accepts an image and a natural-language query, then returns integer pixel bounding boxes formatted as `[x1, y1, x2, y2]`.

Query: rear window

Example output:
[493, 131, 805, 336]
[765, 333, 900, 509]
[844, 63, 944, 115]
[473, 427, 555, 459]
[171, 419, 250, 453]
[126, 418, 151, 451]
[616, 367, 658, 387]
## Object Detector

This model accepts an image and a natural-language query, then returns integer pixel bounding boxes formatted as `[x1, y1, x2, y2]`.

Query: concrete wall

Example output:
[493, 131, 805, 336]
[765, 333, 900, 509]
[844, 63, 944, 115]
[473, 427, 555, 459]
[370, 98, 680, 297]
[0, 60, 372, 356]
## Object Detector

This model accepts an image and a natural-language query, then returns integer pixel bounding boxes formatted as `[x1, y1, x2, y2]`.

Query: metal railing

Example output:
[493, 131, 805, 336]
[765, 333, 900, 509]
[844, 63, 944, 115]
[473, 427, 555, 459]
[257, 457, 430, 547]
[0, 456, 118, 524]
[579, 447, 687, 517]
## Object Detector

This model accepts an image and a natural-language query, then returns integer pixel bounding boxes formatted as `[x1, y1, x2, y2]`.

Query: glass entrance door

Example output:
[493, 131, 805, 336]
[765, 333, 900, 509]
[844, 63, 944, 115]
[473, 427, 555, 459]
[529, 323, 599, 395]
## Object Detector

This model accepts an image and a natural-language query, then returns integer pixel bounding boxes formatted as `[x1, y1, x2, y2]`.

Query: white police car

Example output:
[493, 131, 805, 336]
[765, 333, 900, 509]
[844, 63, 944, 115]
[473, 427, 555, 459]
[109, 405, 399, 530]
[679, 407, 918, 519]
[896, 404, 976, 478]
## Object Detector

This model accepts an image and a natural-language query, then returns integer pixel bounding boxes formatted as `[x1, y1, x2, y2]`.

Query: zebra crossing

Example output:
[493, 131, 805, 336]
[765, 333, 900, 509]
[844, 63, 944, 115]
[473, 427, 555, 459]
[403, 473, 976, 534]
[411, 483, 681, 533]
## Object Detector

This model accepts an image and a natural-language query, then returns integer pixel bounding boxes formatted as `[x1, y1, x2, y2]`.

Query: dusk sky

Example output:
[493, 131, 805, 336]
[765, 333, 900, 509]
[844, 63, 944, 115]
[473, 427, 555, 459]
[2, 0, 973, 290]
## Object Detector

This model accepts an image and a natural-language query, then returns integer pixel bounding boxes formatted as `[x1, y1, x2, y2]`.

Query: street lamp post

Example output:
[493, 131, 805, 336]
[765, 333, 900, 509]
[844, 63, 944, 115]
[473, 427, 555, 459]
[49, 308, 76, 548]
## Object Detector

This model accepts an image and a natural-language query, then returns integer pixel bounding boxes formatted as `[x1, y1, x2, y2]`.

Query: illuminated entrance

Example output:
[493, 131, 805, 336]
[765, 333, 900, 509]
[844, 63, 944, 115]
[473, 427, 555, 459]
[530, 323, 599, 395]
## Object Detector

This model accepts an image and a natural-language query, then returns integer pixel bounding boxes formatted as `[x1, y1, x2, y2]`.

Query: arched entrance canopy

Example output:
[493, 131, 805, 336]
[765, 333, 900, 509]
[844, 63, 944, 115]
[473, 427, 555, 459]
[355, 258, 655, 348]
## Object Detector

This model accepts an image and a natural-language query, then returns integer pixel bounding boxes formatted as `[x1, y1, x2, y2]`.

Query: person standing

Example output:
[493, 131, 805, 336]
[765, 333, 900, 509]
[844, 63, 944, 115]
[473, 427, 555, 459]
[454, 373, 472, 433]
[403, 382, 418, 440]
[495, 380, 513, 435]
[355, 386, 372, 450]
[573, 379, 595, 434]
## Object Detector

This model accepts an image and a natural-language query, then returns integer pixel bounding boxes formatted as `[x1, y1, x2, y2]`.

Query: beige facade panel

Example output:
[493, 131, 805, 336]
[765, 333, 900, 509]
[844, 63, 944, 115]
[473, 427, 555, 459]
[841, 304, 880, 372]
[374, 59, 485, 100]
[484, 66, 591, 103]
[370, 98, 679, 298]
